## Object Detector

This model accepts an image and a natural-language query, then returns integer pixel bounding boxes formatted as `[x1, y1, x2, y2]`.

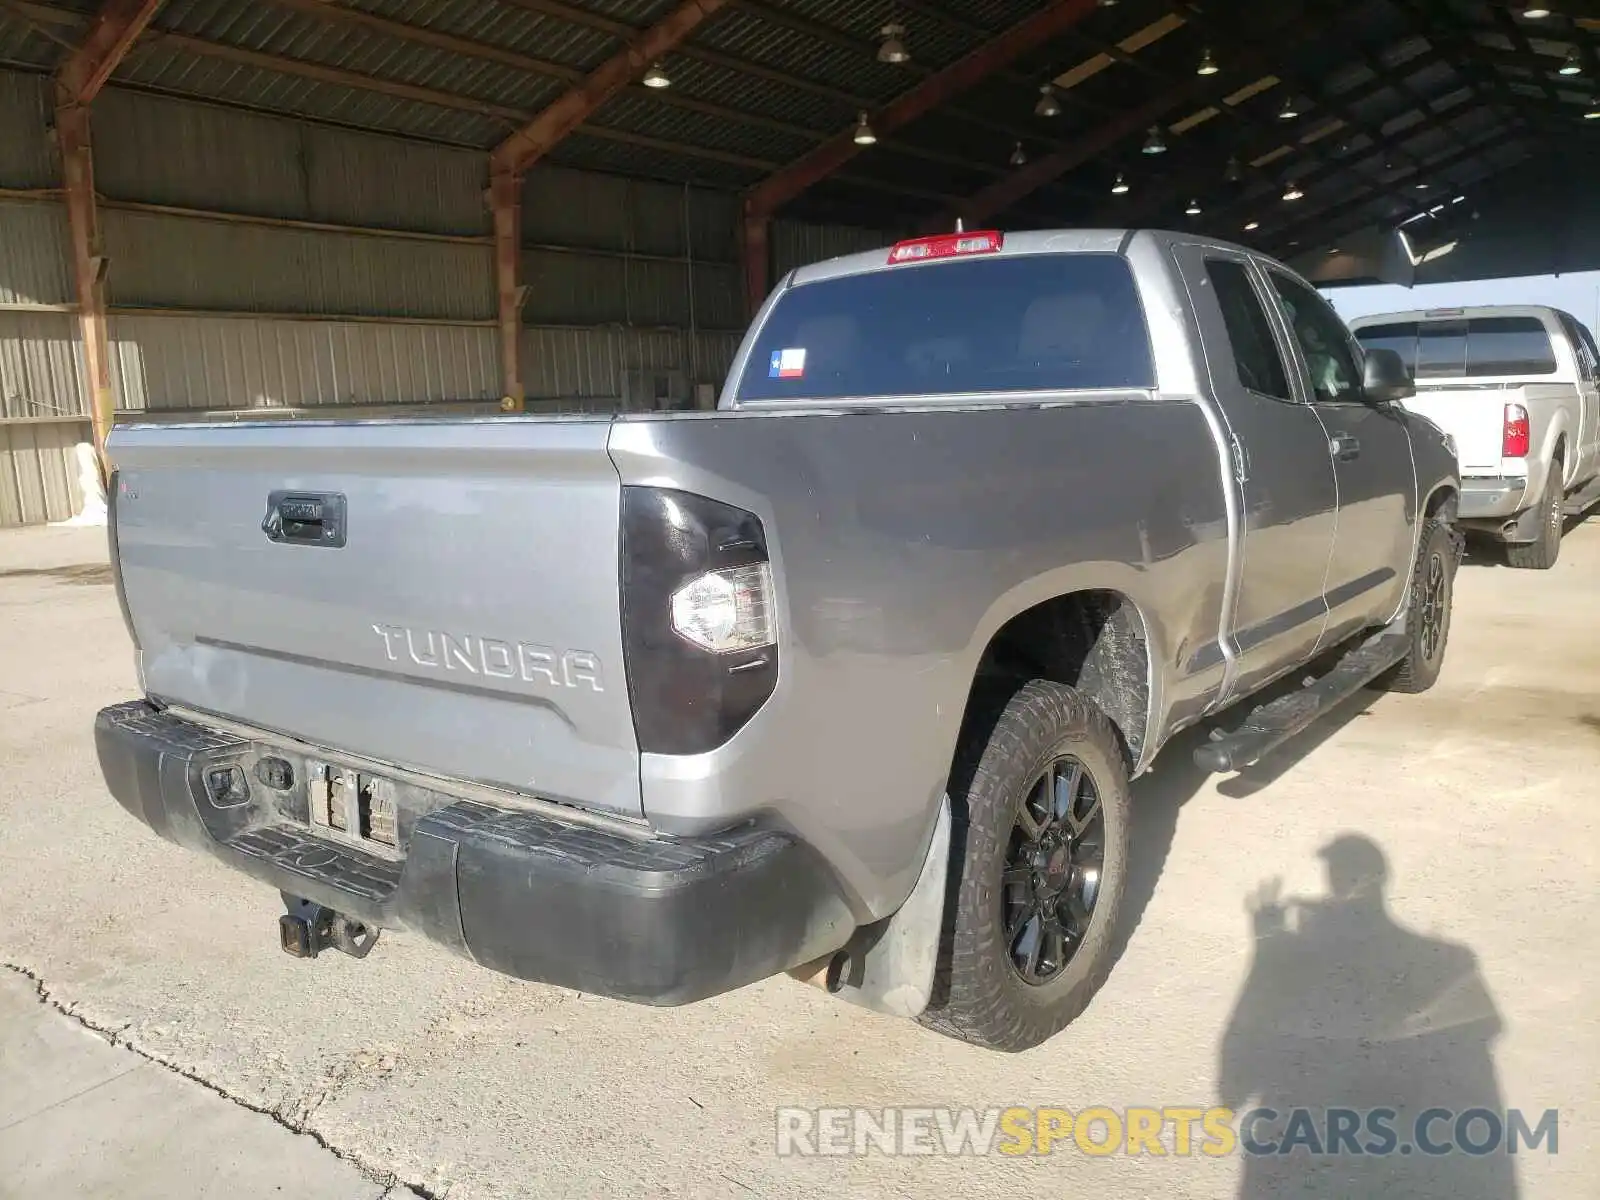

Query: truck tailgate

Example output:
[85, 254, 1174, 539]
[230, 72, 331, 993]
[1402, 386, 1509, 473]
[109, 418, 642, 818]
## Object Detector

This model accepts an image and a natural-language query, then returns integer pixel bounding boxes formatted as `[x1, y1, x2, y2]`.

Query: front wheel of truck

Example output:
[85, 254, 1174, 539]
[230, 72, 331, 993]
[919, 680, 1130, 1052]
[1380, 517, 1459, 695]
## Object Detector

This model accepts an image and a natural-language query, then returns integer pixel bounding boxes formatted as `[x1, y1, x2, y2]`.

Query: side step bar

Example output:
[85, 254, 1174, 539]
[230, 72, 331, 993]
[1564, 476, 1600, 518]
[1194, 631, 1410, 774]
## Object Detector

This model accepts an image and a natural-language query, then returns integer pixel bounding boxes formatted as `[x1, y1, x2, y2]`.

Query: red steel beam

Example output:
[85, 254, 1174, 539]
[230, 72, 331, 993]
[740, 0, 1100, 308]
[56, 0, 161, 106]
[487, 0, 728, 399]
[740, 212, 770, 326]
[489, 0, 731, 176]
[745, 0, 1101, 220]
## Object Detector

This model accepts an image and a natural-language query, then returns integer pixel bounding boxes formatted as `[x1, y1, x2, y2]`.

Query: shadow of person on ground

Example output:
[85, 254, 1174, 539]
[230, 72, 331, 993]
[1217, 834, 1513, 1199]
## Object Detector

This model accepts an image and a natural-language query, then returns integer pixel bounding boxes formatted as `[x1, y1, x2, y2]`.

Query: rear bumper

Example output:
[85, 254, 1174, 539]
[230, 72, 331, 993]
[95, 701, 852, 1005]
[1458, 476, 1529, 520]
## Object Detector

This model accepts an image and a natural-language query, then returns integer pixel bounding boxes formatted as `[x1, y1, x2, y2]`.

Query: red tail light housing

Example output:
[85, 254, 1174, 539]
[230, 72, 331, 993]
[887, 230, 1003, 264]
[1502, 402, 1530, 458]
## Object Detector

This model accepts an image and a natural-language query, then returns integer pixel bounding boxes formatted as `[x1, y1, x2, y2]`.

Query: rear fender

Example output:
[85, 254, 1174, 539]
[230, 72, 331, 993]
[962, 566, 1170, 771]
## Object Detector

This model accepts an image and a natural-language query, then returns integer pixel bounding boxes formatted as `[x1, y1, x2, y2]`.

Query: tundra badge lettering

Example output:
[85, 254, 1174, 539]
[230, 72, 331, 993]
[371, 624, 603, 692]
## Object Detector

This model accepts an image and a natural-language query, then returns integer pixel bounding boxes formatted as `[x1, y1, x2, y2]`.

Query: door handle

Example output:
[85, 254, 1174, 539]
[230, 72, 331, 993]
[1329, 434, 1361, 461]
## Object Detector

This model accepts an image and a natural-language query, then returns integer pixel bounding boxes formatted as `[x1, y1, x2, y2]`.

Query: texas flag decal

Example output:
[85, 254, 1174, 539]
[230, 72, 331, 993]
[768, 348, 807, 379]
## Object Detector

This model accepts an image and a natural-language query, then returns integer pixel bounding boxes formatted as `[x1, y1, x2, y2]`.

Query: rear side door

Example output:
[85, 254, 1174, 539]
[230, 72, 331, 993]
[1557, 312, 1600, 481]
[1265, 270, 1416, 645]
[1172, 244, 1338, 700]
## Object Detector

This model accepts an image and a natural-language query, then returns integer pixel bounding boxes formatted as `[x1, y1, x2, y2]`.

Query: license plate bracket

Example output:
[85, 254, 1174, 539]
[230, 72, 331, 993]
[307, 763, 399, 852]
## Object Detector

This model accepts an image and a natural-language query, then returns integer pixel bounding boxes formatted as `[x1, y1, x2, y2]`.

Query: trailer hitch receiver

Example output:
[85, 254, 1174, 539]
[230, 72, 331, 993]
[278, 894, 380, 960]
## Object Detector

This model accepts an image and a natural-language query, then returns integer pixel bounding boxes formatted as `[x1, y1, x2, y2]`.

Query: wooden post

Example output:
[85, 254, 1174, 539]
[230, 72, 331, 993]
[741, 207, 770, 321]
[490, 166, 525, 412]
[56, 103, 115, 472]
[54, 0, 165, 477]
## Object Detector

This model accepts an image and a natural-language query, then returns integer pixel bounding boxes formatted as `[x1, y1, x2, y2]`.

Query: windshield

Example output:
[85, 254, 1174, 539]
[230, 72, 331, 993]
[1355, 316, 1558, 379]
[735, 252, 1154, 402]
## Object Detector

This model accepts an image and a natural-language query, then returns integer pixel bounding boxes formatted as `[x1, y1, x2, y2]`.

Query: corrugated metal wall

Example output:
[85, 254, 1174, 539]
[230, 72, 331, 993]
[0, 418, 87, 527]
[519, 165, 747, 398]
[0, 71, 52, 188]
[93, 89, 491, 234]
[109, 314, 499, 412]
[0, 67, 890, 526]
[0, 201, 72, 307]
[102, 209, 495, 319]
[772, 217, 902, 280]
[522, 327, 743, 410]
[0, 312, 83, 420]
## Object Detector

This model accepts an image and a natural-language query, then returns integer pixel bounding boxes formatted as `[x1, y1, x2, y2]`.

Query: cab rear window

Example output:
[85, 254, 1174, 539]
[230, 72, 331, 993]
[736, 253, 1154, 402]
[1355, 316, 1558, 378]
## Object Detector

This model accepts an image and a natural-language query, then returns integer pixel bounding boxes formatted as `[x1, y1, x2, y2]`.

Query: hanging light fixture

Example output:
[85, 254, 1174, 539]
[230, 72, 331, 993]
[1010, 141, 1027, 166]
[852, 111, 877, 145]
[1225, 155, 1242, 183]
[1185, 198, 1202, 215]
[1142, 125, 1167, 154]
[1111, 172, 1130, 194]
[1282, 180, 1304, 201]
[878, 23, 910, 65]
[1035, 84, 1062, 118]
[1197, 48, 1219, 76]
[1520, 5, 1552, 18]
[642, 62, 671, 89]
[1559, 46, 1583, 75]
[1244, 220, 1260, 231]
[1278, 94, 1301, 120]
[1586, 106, 1600, 120]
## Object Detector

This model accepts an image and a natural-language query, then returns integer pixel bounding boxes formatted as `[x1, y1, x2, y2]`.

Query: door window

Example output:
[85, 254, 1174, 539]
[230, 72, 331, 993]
[1205, 259, 1290, 400]
[1559, 313, 1598, 382]
[1268, 273, 1363, 403]
[1574, 319, 1600, 378]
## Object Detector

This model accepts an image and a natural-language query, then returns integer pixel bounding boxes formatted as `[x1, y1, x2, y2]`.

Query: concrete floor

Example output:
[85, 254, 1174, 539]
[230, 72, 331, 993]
[0, 971, 392, 1199]
[0, 521, 1595, 1199]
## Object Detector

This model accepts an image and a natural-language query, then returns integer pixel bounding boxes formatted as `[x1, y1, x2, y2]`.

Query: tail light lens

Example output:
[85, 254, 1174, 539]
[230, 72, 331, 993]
[1502, 403, 1530, 458]
[670, 563, 776, 652]
[620, 488, 778, 755]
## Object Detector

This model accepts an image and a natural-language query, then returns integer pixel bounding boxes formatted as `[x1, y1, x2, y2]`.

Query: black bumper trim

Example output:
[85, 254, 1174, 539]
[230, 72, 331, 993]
[95, 701, 853, 1005]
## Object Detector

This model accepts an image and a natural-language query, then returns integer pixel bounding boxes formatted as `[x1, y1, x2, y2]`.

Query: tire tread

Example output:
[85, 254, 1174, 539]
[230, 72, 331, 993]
[1383, 517, 1457, 694]
[918, 681, 1130, 1052]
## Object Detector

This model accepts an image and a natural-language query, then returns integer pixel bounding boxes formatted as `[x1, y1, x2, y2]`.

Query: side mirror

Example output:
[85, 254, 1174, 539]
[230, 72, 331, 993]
[1362, 347, 1414, 405]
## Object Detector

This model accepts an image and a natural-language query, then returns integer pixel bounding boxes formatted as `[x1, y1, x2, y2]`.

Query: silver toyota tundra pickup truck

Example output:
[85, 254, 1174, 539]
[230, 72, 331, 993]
[96, 229, 1460, 1051]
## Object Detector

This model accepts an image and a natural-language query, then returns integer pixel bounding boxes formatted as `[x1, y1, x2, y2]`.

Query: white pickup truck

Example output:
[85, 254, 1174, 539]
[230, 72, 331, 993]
[1351, 305, 1600, 568]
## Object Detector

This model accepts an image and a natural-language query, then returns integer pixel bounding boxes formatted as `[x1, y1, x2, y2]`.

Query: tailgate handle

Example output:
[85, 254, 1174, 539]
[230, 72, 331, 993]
[263, 491, 347, 548]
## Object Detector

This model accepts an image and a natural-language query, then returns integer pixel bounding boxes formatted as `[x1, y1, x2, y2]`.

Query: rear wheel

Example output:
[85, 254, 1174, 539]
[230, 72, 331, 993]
[919, 681, 1129, 1052]
[1506, 462, 1563, 570]
[1382, 518, 1458, 694]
